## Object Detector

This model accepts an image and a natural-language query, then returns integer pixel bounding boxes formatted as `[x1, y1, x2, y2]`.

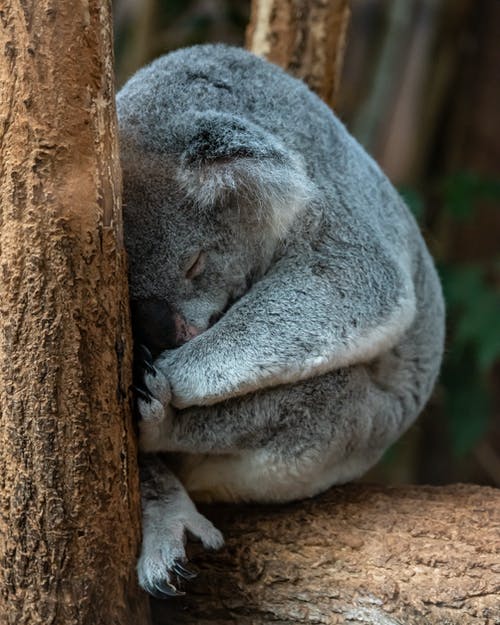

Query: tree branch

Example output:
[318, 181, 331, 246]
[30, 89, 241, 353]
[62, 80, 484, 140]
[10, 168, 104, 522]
[152, 484, 500, 624]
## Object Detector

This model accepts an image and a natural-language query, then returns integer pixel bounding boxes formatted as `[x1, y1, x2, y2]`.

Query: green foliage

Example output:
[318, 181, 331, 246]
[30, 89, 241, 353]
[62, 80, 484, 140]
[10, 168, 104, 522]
[442, 172, 500, 220]
[436, 173, 499, 455]
[440, 264, 499, 455]
[399, 172, 500, 457]
[441, 264, 500, 372]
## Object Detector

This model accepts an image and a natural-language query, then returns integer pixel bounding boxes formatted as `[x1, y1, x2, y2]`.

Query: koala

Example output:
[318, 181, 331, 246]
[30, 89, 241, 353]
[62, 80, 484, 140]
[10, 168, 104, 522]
[117, 44, 445, 598]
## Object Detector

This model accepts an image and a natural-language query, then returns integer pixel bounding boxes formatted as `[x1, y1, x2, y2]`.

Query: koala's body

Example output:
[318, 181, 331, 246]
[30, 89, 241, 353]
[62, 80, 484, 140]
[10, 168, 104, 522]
[117, 44, 445, 597]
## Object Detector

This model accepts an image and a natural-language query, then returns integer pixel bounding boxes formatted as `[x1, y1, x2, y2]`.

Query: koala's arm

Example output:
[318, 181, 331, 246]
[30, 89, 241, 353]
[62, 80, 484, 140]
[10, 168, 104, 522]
[158, 236, 416, 408]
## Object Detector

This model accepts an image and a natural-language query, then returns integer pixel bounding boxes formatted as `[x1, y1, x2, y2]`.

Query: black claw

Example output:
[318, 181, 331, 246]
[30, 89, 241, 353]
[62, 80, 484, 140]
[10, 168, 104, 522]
[134, 386, 152, 403]
[173, 561, 198, 580]
[143, 361, 157, 376]
[138, 344, 154, 365]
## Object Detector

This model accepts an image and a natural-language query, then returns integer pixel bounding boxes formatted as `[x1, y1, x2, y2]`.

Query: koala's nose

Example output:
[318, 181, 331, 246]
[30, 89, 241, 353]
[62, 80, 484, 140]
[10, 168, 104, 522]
[173, 313, 202, 345]
[130, 298, 178, 358]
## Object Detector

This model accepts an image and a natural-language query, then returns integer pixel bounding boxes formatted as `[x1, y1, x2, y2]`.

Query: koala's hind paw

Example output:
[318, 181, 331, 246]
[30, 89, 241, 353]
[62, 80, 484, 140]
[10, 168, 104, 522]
[138, 509, 224, 599]
[136, 359, 173, 452]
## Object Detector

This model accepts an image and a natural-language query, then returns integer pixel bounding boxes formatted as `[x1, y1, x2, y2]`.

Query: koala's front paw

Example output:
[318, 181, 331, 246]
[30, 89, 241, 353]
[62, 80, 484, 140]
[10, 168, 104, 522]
[136, 345, 173, 452]
[138, 507, 224, 599]
[157, 346, 221, 408]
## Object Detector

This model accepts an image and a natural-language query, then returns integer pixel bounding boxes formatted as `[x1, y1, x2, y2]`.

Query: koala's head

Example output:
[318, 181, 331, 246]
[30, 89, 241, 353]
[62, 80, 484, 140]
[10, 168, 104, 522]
[119, 110, 313, 356]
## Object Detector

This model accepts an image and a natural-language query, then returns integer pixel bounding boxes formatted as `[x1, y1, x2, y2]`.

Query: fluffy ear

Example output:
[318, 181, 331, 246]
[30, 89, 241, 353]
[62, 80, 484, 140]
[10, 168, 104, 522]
[170, 112, 316, 238]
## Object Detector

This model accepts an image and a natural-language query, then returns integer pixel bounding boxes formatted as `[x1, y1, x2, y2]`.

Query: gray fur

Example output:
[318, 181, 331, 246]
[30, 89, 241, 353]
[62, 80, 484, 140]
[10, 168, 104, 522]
[117, 44, 445, 595]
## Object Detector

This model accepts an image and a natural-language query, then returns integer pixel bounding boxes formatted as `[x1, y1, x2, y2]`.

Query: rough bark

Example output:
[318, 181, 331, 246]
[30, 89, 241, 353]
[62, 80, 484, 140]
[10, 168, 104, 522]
[246, 0, 350, 109]
[0, 2, 150, 624]
[151, 484, 500, 625]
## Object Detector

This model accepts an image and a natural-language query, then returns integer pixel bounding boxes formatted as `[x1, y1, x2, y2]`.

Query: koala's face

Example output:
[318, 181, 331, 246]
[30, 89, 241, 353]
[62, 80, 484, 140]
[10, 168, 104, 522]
[119, 106, 311, 357]
[122, 150, 267, 356]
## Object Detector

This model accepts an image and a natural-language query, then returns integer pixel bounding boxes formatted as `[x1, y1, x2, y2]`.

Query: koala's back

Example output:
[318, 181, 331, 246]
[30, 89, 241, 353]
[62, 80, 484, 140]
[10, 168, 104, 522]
[118, 43, 443, 369]
[117, 44, 337, 168]
[119, 45, 419, 260]
[120, 46, 445, 503]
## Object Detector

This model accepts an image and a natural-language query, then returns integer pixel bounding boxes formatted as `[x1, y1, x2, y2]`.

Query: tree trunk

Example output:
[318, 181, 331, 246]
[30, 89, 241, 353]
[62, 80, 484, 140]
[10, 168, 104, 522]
[152, 484, 500, 625]
[0, 2, 150, 624]
[246, 0, 350, 109]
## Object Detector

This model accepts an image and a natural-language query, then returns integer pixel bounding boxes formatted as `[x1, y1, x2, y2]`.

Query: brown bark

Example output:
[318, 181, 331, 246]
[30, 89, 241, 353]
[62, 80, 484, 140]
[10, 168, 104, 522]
[246, 0, 350, 109]
[152, 484, 500, 625]
[0, 2, 149, 624]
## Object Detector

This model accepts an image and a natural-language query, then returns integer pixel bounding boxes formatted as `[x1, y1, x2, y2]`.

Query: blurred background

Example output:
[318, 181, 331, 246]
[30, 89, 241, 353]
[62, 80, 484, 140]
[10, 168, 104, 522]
[113, 0, 500, 487]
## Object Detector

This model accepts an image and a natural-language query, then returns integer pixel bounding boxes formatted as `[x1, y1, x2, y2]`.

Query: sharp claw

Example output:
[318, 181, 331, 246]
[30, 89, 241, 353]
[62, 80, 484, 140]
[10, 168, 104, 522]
[173, 561, 198, 580]
[138, 344, 154, 365]
[144, 361, 157, 376]
[154, 580, 185, 598]
[147, 586, 169, 600]
[134, 386, 152, 403]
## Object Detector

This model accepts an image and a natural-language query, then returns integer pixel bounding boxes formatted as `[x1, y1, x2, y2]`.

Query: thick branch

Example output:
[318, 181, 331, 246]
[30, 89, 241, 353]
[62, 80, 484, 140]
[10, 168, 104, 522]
[152, 484, 500, 625]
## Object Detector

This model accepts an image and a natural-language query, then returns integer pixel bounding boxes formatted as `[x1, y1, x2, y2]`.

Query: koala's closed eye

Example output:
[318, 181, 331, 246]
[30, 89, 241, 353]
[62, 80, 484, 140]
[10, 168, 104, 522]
[184, 251, 206, 280]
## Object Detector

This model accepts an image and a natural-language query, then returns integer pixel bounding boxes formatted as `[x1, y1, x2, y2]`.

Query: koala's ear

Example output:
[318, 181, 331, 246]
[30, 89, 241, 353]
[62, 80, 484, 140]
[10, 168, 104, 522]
[170, 112, 316, 237]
